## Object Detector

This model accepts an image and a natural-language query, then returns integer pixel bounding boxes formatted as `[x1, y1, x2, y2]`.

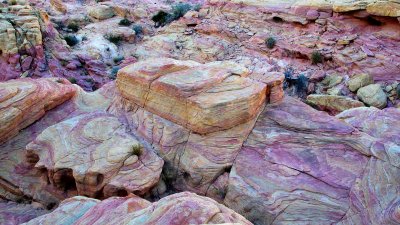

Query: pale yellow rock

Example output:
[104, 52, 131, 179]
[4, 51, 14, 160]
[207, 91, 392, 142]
[366, 1, 400, 17]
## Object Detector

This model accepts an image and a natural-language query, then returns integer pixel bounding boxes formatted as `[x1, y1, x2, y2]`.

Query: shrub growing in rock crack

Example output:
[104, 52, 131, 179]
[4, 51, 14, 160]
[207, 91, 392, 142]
[295, 74, 309, 97]
[132, 24, 143, 35]
[119, 18, 132, 26]
[67, 23, 79, 32]
[109, 66, 120, 80]
[311, 50, 323, 64]
[171, 3, 192, 19]
[105, 34, 123, 45]
[152, 3, 199, 27]
[265, 37, 276, 49]
[113, 56, 124, 64]
[64, 35, 79, 46]
[67, 77, 77, 84]
[131, 144, 142, 156]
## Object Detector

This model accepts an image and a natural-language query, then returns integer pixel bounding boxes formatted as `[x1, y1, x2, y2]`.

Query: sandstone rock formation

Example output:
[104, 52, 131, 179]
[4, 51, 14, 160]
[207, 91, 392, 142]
[357, 84, 387, 108]
[25, 112, 163, 198]
[347, 73, 374, 92]
[116, 58, 266, 134]
[0, 78, 76, 144]
[0, 200, 48, 225]
[24, 192, 252, 225]
[306, 94, 364, 114]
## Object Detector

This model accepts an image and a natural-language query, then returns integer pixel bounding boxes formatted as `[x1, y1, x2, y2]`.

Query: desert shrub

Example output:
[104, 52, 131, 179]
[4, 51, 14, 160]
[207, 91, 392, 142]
[311, 50, 323, 64]
[283, 66, 295, 89]
[109, 66, 120, 79]
[9, 0, 17, 5]
[193, 4, 202, 12]
[151, 10, 172, 27]
[64, 35, 79, 46]
[113, 55, 124, 63]
[171, 3, 191, 19]
[105, 34, 123, 45]
[119, 18, 132, 26]
[265, 37, 276, 49]
[131, 143, 142, 156]
[67, 77, 77, 84]
[295, 74, 308, 95]
[132, 24, 143, 35]
[67, 22, 79, 32]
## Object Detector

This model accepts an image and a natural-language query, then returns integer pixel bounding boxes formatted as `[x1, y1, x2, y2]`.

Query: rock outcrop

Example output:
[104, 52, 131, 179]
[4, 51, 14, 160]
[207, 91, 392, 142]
[24, 192, 252, 225]
[0, 200, 48, 225]
[357, 84, 387, 108]
[116, 58, 266, 134]
[306, 94, 364, 114]
[0, 78, 76, 144]
[25, 112, 164, 198]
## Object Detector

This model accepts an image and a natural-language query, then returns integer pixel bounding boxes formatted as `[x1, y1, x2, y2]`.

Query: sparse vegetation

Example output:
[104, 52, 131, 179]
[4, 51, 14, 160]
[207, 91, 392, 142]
[67, 22, 79, 32]
[131, 143, 142, 156]
[105, 34, 123, 45]
[109, 66, 120, 80]
[10, 0, 17, 5]
[64, 35, 79, 46]
[295, 74, 309, 96]
[132, 24, 143, 35]
[311, 50, 323, 65]
[265, 37, 276, 49]
[113, 55, 124, 64]
[119, 18, 132, 26]
[67, 77, 77, 84]
[151, 3, 200, 27]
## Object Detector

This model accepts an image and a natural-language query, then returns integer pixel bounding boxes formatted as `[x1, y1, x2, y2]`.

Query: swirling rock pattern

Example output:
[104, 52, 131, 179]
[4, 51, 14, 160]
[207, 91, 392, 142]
[25, 112, 163, 198]
[0, 78, 76, 144]
[24, 192, 252, 225]
[116, 58, 266, 134]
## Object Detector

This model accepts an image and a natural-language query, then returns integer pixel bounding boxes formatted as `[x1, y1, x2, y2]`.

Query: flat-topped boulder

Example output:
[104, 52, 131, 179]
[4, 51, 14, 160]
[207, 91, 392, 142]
[0, 78, 76, 144]
[117, 58, 267, 134]
[25, 112, 163, 198]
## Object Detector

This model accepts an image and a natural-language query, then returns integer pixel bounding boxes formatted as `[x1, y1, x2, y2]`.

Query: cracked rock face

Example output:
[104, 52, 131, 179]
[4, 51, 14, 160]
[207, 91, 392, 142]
[25, 192, 252, 225]
[116, 57, 266, 134]
[0, 78, 76, 144]
[25, 112, 163, 198]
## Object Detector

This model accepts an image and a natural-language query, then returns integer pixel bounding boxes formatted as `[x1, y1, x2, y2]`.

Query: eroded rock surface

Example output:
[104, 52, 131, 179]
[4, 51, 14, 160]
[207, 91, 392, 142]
[24, 192, 252, 225]
[25, 112, 163, 198]
[0, 78, 76, 144]
[116, 58, 266, 134]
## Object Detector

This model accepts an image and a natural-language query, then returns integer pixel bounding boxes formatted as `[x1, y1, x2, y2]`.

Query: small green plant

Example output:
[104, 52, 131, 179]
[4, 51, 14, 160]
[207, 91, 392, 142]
[105, 34, 123, 45]
[109, 66, 120, 80]
[132, 24, 143, 35]
[10, 0, 17, 5]
[64, 35, 79, 46]
[265, 37, 276, 49]
[171, 3, 192, 19]
[119, 18, 132, 26]
[67, 23, 79, 32]
[67, 77, 77, 84]
[113, 55, 124, 64]
[131, 143, 142, 156]
[311, 50, 323, 65]
[151, 10, 172, 27]
[193, 4, 202, 12]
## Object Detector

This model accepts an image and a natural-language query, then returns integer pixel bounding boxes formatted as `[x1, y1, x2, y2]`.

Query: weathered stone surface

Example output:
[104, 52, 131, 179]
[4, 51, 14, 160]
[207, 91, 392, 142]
[0, 200, 48, 225]
[117, 58, 266, 134]
[366, 1, 400, 17]
[357, 84, 387, 108]
[108, 94, 261, 197]
[25, 192, 252, 225]
[0, 78, 76, 144]
[23, 196, 100, 225]
[224, 96, 371, 224]
[347, 73, 374, 92]
[0, 82, 117, 207]
[88, 5, 115, 20]
[25, 112, 163, 198]
[306, 94, 364, 114]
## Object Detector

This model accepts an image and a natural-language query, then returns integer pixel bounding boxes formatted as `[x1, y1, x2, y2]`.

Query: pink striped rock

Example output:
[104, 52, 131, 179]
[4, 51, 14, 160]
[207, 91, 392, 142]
[25, 192, 252, 225]
[0, 78, 76, 144]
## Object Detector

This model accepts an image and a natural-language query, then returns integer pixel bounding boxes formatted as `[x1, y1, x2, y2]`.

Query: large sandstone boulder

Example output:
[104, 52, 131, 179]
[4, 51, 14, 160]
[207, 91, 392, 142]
[357, 84, 387, 108]
[25, 192, 252, 225]
[116, 58, 266, 134]
[0, 78, 76, 144]
[306, 94, 364, 114]
[88, 5, 115, 20]
[347, 73, 374, 92]
[25, 112, 163, 198]
[0, 82, 116, 207]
